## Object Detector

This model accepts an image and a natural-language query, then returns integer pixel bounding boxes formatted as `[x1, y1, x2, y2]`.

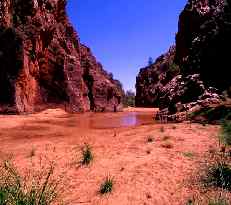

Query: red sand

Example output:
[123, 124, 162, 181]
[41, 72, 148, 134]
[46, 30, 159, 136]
[0, 108, 223, 204]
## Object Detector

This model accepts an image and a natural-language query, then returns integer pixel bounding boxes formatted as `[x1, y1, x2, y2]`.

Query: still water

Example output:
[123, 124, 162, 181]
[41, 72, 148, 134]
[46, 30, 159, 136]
[67, 111, 155, 129]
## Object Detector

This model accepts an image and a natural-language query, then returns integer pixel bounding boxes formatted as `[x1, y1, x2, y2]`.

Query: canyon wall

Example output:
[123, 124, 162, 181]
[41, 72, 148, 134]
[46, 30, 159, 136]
[0, 0, 123, 113]
[136, 0, 231, 116]
[135, 46, 176, 108]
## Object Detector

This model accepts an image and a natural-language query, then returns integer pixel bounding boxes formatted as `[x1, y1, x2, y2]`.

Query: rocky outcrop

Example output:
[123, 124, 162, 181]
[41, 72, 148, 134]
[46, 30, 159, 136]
[0, 0, 123, 114]
[159, 74, 222, 112]
[176, 0, 231, 91]
[80, 44, 123, 112]
[136, 0, 231, 119]
[135, 46, 176, 107]
[154, 74, 223, 122]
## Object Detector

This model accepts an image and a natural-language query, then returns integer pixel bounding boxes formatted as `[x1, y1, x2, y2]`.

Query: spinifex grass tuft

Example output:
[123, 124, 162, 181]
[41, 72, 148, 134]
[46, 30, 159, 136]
[81, 144, 93, 165]
[147, 136, 154, 143]
[183, 152, 194, 159]
[28, 146, 36, 158]
[220, 120, 231, 146]
[100, 176, 114, 194]
[203, 161, 231, 190]
[208, 197, 229, 205]
[161, 142, 173, 149]
[0, 159, 62, 205]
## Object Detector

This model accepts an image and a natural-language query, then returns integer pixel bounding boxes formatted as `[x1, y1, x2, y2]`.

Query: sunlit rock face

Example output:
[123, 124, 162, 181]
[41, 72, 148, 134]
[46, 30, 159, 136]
[0, 0, 123, 113]
[136, 0, 230, 116]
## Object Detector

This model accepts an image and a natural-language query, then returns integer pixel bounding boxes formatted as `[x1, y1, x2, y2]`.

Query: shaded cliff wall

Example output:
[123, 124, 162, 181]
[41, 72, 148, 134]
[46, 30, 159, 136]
[136, 0, 230, 113]
[0, 0, 124, 113]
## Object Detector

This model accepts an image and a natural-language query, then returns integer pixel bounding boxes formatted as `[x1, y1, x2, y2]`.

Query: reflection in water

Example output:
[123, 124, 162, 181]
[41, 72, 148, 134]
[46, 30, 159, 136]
[67, 111, 155, 129]
[122, 112, 137, 127]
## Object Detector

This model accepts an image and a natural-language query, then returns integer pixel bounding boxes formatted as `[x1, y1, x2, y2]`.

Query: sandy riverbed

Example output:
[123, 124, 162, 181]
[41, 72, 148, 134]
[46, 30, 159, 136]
[0, 108, 223, 204]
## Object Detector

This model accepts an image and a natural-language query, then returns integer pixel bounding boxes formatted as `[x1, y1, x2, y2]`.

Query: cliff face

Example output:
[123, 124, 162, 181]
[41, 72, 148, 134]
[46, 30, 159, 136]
[0, 0, 123, 113]
[136, 0, 231, 116]
[176, 0, 231, 90]
[135, 47, 176, 108]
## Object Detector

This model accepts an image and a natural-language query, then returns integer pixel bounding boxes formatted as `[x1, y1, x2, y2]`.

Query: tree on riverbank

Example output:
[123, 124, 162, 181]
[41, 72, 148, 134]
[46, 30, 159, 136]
[123, 90, 135, 107]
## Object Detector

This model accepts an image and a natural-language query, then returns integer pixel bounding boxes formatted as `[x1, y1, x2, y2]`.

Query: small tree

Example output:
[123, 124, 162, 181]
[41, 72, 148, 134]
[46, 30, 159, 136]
[123, 90, 135, 107]
[148, 57, 154, 66]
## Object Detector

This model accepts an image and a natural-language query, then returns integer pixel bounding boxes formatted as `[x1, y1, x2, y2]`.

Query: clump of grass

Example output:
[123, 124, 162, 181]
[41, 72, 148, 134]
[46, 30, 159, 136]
[183, 152, 194, 159]
[161, 142, 173, 149]
[146, 149, 151, 154]
[28, 146, 36, 158]
[220, 120, 231, 146]
[186, 199, 195, 205]
[100, 176, 114, 194]
[208, 147, 217, 155]
[203, 161, 231, 190]
[81, 144, 93, 165]
[162, 136, 171, 141]
[208, 197, 229, 205]
[147, 136, 154, 143]
[160, 126, 165, 133]
[186, 196, 230, 205]
[146, 192, 152, 199]
[201, 122, 207, 127]
[172, 126, 177, 130]
[190, 105, 231, 123]
[0, 160, 61, 205]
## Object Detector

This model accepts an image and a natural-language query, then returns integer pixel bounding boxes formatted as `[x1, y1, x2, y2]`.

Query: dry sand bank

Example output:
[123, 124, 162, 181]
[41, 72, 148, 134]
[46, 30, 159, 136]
[0, 108, 223, 204]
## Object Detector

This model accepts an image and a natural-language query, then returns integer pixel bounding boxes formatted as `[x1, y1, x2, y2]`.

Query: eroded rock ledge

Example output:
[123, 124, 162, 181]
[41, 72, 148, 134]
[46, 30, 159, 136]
[0, 0, 124, 114]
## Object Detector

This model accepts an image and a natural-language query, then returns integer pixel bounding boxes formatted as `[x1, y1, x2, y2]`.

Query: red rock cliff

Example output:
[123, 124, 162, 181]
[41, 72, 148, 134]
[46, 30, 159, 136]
[136, 0, 231, 116]
[175, 0, 231, 90]
[0, 0, 123, 113]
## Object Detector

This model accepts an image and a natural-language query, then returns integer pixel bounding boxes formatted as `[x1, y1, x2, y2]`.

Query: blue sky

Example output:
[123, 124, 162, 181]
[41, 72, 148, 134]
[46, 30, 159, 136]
[67, 0, 187, 91]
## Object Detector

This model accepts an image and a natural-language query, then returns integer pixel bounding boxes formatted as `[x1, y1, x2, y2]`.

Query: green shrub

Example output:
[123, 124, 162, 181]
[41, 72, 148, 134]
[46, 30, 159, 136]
[208, 197, 229, 205]
[190, 106, 231, 124]
[186, 196, 230, 205]
[186, 199, 195, 205]
[81, 144, 93, 165]
[123, 90, 135, 107]
[203, 161, 231, 190]
[29, 50, 36, 61]
[148, 57, 154, 66]
[189, 108, 212, 122]
[183, 152, 194, 159]
[0, 160, 60, 205]
[220, 120, 231, 146]
[0, 188, 8, 205]
[100, 176, 113, 194]
[13, 14, 21, 25]
[168, 62, 180, 77]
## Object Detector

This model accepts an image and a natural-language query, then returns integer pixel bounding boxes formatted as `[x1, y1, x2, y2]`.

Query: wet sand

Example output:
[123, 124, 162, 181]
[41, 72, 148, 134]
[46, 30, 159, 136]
[0, 108, 222, 204]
